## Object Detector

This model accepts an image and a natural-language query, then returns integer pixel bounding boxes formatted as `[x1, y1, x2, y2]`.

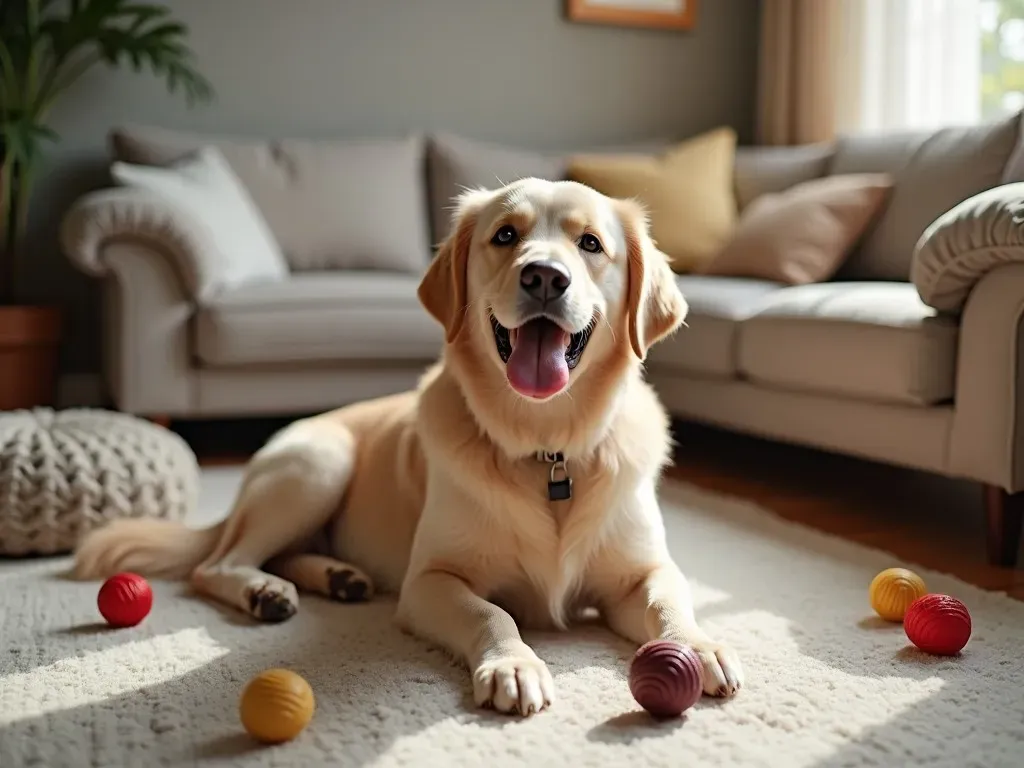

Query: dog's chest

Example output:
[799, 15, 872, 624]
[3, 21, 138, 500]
[483, 461, 623, 628]
[490, 534, 592, 629]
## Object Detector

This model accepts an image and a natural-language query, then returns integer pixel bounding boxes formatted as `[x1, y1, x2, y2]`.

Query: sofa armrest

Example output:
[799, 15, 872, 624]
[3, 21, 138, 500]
[60, 188, 225, 302]
[912, 182, 1024, 312]
[97, 242, 198, 415]
[943, 263, 1024, 491]
[914, 183, 1024, 489]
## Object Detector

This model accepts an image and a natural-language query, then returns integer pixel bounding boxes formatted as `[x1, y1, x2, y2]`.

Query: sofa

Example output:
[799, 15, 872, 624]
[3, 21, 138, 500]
[61, 114, 1024, 568]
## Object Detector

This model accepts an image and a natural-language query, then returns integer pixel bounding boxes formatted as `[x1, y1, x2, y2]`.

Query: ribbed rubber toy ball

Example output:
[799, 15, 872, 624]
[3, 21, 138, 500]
[904, 594, 972, 656]
[869, 567, 927, 622]
[628, 640, 704, 718]
[97, 572, 153, 627]
[239, 668, 315, 743]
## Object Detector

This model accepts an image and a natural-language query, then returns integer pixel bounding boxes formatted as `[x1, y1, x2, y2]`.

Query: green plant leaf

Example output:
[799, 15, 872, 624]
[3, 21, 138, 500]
[0, 38, 22, 112]
[1, 0, 213, 302]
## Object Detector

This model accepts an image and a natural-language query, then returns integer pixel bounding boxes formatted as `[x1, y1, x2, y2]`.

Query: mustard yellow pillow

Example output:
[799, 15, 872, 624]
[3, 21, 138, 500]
[568, 127, 738, 272]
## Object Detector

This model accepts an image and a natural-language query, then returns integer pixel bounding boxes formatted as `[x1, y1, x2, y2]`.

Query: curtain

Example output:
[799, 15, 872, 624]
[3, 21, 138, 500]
[757, 0, 843, 145]
[758, 0, 984, 145]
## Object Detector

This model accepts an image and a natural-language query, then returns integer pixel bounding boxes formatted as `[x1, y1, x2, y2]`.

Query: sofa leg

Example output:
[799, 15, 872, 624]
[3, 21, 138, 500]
[983, 485, 1024, 568]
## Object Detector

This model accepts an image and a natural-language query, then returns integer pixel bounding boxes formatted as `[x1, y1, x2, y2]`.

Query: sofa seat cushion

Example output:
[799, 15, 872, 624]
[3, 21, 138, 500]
[646, 276, 783, 377]
[195, 273, 443, 366]
[737, 282, 959, 405]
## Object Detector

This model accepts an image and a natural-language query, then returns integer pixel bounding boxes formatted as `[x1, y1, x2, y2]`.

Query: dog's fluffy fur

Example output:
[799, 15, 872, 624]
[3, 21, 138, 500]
[74, 178, 743, 716]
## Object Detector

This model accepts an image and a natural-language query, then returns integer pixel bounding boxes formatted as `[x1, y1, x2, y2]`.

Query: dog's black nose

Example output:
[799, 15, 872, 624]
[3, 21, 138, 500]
[520, 260, 571, 302]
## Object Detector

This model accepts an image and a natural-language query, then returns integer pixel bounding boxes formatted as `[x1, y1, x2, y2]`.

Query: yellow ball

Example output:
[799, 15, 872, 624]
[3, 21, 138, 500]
[869, 567, 927, 622]
[239, 668, 315, 743]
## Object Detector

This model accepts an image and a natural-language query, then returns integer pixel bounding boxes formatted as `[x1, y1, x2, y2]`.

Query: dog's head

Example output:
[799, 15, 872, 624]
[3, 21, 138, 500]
[418, 178, 687, 402]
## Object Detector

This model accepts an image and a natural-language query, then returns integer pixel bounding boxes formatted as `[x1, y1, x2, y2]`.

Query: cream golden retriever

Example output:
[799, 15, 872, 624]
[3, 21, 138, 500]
[73, 177, 744, 715]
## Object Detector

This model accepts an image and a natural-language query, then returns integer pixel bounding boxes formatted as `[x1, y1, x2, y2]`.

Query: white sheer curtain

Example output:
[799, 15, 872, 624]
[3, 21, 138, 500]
[835, 0, 983, 135]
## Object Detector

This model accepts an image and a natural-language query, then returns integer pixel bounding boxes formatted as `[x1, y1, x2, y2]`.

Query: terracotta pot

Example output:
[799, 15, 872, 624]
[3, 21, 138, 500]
[0, 305, 62, 410]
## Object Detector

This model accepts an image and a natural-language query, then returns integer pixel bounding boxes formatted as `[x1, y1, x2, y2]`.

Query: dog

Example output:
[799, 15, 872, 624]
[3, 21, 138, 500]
[73, 177, 744, 716]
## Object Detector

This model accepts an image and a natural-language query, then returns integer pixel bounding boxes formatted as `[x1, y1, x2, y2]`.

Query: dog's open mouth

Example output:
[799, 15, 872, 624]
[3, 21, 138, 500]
[491, 314, 595, 399]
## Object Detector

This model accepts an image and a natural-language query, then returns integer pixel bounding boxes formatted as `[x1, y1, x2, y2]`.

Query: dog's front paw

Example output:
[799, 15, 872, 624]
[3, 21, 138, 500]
[473, 646, 554, 716]
[692, 641, 744, 697]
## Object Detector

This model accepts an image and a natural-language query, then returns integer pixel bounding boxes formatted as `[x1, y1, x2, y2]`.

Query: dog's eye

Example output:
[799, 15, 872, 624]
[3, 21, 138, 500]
[491, 225, 519, 247]
[579, 233, 603, 254]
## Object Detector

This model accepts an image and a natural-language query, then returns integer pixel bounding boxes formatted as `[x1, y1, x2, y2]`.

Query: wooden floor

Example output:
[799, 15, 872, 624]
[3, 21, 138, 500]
[667, 423, 1024, 600]
[178, 417, 1024, 601]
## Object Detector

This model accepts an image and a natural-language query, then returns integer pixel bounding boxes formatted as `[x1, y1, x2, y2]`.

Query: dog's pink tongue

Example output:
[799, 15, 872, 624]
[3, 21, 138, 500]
[507, 318, 570, 398]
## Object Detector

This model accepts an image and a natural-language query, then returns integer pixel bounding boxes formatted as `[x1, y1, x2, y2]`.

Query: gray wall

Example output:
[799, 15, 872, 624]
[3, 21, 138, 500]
[25, 0, 761, 378]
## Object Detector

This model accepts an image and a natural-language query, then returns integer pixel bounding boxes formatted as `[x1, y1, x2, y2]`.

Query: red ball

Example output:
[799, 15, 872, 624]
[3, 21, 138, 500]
[628, 640, 704, 718]
[904, 593, 971, 656]
[97, 572, 153, 627]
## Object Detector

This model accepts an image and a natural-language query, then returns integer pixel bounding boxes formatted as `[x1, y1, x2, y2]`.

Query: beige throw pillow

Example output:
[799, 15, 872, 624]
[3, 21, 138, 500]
[111, 146, 289, 290]
[702, 174, 893, 285]
[567, 127, 739, 273]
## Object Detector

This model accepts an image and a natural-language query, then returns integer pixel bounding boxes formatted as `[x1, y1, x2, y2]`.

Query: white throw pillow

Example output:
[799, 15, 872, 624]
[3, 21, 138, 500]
[111, 146, 289, 290]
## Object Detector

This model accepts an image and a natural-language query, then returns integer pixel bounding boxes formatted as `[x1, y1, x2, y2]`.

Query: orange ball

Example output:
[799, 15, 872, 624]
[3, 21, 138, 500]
[869, 567, 927, 622]
[239, 668, 315, 743]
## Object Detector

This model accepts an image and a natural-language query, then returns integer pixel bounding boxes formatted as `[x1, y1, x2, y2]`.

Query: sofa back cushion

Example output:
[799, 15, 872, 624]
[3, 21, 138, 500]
[427, 134, 565, 245]
[829, 111, 1022, 281]
[109, 125, 432, 273]
[427, 133, 672, 243]
[429, 137, 840, 239]
[733, 143, 836, 210]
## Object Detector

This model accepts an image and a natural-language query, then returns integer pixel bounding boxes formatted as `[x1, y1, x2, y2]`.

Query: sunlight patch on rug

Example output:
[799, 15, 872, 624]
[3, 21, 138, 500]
[0, 628, 227, 725]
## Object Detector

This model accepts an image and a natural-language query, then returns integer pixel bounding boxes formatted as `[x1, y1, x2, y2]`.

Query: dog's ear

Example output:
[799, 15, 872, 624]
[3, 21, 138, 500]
[617, 198, 689, 360]
[418, 189, 492, 343]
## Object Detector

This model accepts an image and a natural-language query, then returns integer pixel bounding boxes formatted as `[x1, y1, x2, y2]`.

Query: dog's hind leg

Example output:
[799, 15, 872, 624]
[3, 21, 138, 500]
[266, 553, 374, 603]
[190, 416, 356, 622]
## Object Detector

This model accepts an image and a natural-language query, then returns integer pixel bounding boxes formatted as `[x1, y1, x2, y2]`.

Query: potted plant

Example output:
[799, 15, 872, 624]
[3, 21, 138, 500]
[0, 0, 212, 409]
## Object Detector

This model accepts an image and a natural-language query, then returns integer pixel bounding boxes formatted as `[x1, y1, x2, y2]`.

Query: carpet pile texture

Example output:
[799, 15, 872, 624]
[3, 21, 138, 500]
[1, 467, 1022, 767]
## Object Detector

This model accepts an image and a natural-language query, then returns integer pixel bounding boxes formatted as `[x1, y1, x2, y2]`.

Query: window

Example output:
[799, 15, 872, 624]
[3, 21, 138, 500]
[980, 0, 1024, 120]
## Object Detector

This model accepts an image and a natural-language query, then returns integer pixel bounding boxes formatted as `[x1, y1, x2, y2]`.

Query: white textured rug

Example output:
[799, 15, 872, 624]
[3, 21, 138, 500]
[2, 467, 1023, 768]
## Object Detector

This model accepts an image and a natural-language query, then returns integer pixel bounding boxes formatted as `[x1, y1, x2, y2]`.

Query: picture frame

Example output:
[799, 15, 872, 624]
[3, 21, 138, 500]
[565, 0, 697, 31]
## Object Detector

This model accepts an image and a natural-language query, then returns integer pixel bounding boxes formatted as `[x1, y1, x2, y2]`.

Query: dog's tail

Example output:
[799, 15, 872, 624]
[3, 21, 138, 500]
[73, 518, 224, 581]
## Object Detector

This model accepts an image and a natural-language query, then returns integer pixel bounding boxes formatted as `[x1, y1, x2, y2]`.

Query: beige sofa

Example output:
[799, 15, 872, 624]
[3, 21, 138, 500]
[61, 115, 1024, 567]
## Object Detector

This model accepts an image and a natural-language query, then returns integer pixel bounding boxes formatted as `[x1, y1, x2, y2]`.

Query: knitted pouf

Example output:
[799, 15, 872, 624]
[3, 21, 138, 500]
[0, 408, 199, 556]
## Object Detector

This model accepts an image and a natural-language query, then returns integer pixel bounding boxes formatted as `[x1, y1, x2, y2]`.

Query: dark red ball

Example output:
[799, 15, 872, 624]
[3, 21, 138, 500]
[97, 572, 153, 627]
[904, 593, 971, 656]
[628, 640, 704, 718]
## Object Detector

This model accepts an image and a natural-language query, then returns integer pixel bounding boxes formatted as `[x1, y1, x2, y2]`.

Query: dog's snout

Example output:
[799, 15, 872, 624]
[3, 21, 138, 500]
[519, 260, 571, 302]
